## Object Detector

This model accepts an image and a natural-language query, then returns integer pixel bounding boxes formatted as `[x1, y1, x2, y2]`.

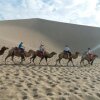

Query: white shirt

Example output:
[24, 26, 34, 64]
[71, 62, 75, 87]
[39, 45, 45, 51]
[87, 50, 93, 55]
[64, 47, 71, 52]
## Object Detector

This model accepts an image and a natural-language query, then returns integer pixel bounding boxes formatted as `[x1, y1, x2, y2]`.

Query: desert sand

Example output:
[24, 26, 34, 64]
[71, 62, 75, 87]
[0, 18, 100, 100]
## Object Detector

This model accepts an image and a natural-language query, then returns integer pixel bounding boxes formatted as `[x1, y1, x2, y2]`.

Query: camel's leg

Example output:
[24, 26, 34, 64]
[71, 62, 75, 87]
[67, 59, 74, 66]
[32, 57, 36, 65]
[80, 59, 85, 66]
[45, 57, 48, 65]
[5, 54, 11, 64]
[30, 56, 32, 63]
[67, 59, 70, 66]
[22, 54, 25, 61]
[20, 57, 23, 64]
[39, 57, 44, 65]
[80, 59, 83, 66]
[56, 58, 62, 65]
[11, 54, 15, 63]
[20, 55, 25, 64]
[55, 59, 59, 65]
[90, 60, 94, 65]
[30, 56, 36, 65]
[84, 60, 90, 66]
[59, 58, 62, 66]
[71, 60, 74, 66]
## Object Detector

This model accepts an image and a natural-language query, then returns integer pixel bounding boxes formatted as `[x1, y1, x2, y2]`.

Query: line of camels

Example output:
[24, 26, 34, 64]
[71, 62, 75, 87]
[0, 46, 98, 66]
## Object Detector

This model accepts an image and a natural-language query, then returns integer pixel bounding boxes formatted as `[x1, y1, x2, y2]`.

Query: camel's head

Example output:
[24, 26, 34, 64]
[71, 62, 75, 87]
[2, 46, 9, 51]
[51, 52, 57, 55]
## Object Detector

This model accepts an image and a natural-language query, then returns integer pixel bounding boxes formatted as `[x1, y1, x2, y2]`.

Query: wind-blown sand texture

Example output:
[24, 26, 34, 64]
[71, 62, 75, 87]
[0, 18, 100, 100]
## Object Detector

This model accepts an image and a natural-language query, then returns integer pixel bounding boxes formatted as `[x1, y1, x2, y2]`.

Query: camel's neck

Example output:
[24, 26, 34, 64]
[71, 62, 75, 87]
[25, 51, 32, 57]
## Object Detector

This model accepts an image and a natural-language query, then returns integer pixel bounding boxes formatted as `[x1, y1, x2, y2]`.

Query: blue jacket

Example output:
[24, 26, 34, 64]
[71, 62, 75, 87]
[18, 43, 23, 48]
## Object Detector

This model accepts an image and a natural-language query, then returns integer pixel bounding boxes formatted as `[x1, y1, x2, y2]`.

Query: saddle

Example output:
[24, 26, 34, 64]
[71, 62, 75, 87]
[37, 50, 45, 57]
[14, 47, 25, 54]
[87, 54, 94, 60]
[63, 51, 69, 56]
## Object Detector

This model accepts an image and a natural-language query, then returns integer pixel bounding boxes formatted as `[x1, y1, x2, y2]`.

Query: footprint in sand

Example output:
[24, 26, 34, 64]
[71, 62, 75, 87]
[6, 73, 10, 76]
[33, 88, 39, 98]
[22, 95, 28, 100]
[24, 89, 28, 91]
[14, 73, 19, 76]
[96, 93, 100, 98]
[64, 92, 69, 96]
[64, 80, 71, 83]
[27, 83, 33, 88]
[35, 81, 40, 85]
[69, 89, 74, 93]
[5, 76, 9, 79]
[74, 87, 79, 90]
[83, 77, 87, 80]
[75, 76, 80, 79]
[82, 89, 88, 92]
[45, 88, 53, 96]
[57, 97, 66, 100]
[51, 83, 57, 87]
[19, 79, 24, 83]
[58, 92, 62, 95]
[0, 86, 7, 90]
[16, 84, 22, 87]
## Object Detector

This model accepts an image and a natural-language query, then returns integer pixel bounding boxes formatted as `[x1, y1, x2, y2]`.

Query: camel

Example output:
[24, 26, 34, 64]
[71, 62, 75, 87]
[56, 51, 79, 66]
[80, 54, 98, 66]
[5, 47, 33, 64]
[30, 50, 57, 65]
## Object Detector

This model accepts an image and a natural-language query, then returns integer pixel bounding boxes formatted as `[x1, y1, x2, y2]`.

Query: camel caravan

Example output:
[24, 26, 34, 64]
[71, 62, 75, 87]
[0, 42, 98, 66]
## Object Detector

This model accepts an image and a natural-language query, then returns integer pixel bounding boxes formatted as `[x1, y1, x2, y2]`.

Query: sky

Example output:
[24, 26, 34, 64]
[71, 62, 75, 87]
[0, 0, 100, 27]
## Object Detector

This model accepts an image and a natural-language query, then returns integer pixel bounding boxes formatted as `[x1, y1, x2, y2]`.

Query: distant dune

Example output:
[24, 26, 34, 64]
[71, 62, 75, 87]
[0, 18, 100, 54]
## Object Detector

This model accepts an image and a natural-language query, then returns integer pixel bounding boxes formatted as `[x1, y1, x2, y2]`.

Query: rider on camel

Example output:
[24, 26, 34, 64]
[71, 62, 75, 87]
[87, 48, 94, 59]
[64, 45, 71, 58]
[18, 42, 25, 53]
[38, 44, 45, 56]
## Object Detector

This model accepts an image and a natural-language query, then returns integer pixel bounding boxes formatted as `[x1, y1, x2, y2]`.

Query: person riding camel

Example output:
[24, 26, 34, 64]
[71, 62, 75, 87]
[87, 48, 94, 59]
[64, 45, 71, 58]
[18, 42, 25, 54]
[38, 44, 45, 56]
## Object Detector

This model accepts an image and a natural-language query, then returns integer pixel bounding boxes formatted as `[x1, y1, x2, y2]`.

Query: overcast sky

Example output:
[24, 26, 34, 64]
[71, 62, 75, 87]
[0, 0, 100, 27]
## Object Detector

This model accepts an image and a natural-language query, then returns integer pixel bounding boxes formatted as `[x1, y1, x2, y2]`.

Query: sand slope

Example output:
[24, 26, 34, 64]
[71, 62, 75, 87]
[0, 18, 99, 100]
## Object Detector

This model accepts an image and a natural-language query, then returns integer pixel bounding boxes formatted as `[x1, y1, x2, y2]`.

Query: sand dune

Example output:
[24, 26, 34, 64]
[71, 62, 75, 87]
[0, 18, 100, 53]
[0, 18, 100, 100]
